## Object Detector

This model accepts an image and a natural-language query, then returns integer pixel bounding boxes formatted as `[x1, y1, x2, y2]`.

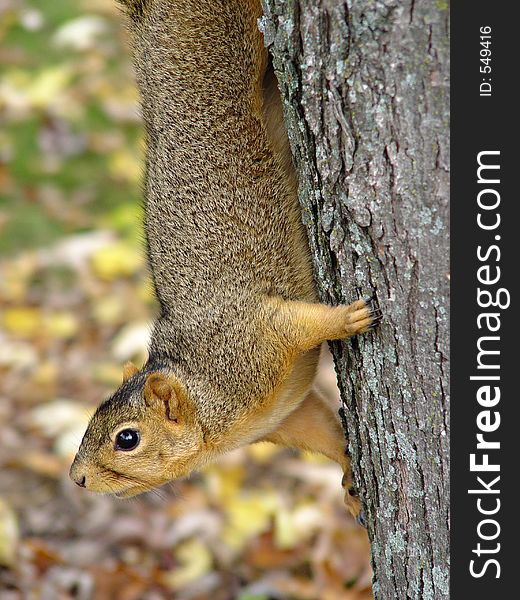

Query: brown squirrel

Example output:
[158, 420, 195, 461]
[69, 0, 381, 519]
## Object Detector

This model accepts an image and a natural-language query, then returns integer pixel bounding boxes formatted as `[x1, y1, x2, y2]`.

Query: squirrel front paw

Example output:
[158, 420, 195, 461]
[342, 294, 383, 337]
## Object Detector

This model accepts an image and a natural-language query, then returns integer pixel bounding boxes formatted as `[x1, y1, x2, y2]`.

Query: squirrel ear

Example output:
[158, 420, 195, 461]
[144, 373, 180, 422]
[122, 362, 139, 382]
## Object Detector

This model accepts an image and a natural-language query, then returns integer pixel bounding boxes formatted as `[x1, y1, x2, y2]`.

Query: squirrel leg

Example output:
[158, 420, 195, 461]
[270, 296, 382, 353]
[260, 389, 362, 518]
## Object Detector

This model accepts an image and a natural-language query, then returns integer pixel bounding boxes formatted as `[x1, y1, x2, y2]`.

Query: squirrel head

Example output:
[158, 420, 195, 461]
[69, 362, 204, 497]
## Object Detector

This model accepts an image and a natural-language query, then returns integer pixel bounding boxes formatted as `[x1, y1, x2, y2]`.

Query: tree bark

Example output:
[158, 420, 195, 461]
[260, 1, 449, 598]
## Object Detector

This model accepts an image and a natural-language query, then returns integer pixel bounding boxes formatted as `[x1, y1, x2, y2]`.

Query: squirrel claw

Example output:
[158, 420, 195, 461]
[342, 470, 363, 521]
[356, 510, 368, 528]
[363, 294, 383, 328]
[341, 472, 359, 497]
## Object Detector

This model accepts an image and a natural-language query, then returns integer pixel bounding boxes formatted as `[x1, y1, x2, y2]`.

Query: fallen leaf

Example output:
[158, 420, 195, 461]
[2, 307, 41, 337]
[161, 539, 213, 590]
[222, 491, 278, 551]
[110, 322, 150, 362]
[90, 241, 143, 281]
[4, 452, 64, 479]
[30, 399, 91, 438]
[27, 66, 72, 109]
[274, 502, 323, 549]
[0, 498, 19, 567]
[109, 149, 142, 184]
[53, 16, 109, 51]
[44, 311, 79, 339]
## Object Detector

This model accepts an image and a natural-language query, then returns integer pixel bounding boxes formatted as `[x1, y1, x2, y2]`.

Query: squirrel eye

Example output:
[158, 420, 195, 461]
[115, 429, 140, 451]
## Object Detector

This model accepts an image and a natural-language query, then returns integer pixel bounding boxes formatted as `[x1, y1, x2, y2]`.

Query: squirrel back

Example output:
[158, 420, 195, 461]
[136, 0, 315, 311]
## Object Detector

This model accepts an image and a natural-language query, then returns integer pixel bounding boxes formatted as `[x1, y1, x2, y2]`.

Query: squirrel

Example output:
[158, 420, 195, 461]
[69, 0, 382, 519]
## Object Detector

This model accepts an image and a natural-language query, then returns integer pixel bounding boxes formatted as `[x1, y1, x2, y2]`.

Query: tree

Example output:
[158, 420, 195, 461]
[260, 1, 449, 597]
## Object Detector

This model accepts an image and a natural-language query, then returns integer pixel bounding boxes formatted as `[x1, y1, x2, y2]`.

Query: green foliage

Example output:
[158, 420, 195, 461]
[0, 0, 143, 254]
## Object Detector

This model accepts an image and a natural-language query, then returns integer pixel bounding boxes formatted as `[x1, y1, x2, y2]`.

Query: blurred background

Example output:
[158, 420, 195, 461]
[0, 1, 371, 598]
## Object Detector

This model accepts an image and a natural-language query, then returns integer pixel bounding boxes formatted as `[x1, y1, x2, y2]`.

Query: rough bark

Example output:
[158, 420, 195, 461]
[260, 1, 449, 598]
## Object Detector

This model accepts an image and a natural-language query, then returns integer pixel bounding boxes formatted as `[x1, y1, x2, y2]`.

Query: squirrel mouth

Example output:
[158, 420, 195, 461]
[114, 485, 147, 498]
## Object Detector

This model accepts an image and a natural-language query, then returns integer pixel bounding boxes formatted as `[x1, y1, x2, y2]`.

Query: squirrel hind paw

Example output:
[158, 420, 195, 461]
[341, 470, 364, 522]
[343, 487, 364, 521]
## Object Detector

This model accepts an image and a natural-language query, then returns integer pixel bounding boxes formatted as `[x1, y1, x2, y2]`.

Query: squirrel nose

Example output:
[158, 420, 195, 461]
[74, 475, 86, 488]
[70, 460, 87, 488]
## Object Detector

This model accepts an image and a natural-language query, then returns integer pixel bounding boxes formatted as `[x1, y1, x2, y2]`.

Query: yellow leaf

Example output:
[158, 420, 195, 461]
[32, 361, 58, 387]
[0, 254, 37, 302]
[162, 540, 212, 590]
[222, 491, 278, 551]
[91, 296, 126, 325]
[102, 203, 142, 234]
[27, 66, 72, 108]
[109, 149, 142, 183]
[90, 241, 143, 281]
[301, 450, 330, 464]
[44, 312, 78, 339]
[2, 307, 41, 337]
[204, 464, 244, 503]
[248, 441, 281, 463]
[0, 498, 19, 567]
[274, 503, 323, 549]
[93, 363, 123, 386]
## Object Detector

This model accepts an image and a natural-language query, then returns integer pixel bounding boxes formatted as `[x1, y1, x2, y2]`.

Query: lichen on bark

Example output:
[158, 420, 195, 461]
[261, 1, 449, 598]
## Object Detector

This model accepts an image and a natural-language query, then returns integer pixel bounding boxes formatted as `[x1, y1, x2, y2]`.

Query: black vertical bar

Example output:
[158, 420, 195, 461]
[451, 2, 516, 597]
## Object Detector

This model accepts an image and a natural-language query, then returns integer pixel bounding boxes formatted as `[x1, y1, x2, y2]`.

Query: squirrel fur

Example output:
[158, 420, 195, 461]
[70, 0, 381, 518]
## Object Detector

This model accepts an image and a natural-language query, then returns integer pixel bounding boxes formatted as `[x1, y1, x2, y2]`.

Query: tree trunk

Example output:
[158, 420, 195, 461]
[260, 1, 449, 598]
